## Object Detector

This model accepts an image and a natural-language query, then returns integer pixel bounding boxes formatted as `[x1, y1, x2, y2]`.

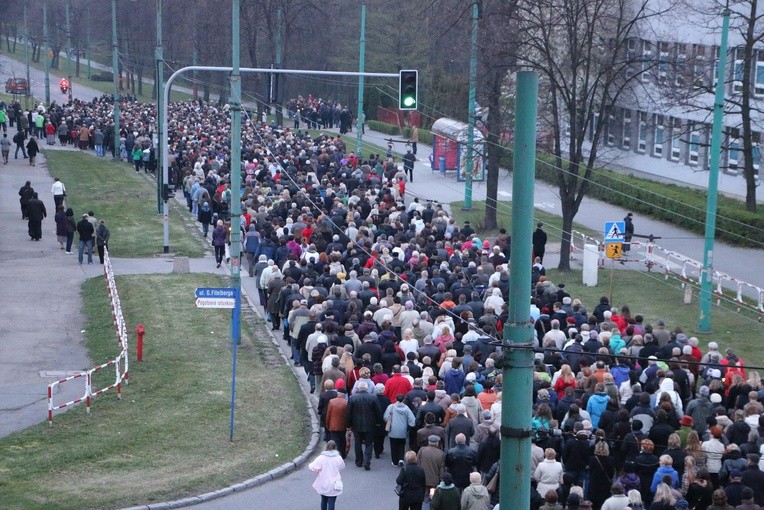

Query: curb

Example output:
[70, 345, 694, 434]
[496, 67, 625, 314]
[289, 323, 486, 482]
[121, 230, 321, 510]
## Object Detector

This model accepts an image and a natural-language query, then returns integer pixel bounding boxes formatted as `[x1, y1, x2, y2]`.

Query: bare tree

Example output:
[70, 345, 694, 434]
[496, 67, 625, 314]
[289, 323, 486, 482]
[517, 0, 675, 270]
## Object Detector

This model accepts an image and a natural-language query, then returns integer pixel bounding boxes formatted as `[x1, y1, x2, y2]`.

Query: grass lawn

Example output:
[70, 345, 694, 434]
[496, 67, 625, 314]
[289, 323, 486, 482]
[546, 268, 764, 365]
[44, 151, 204, 258]
[449, 200, 598, 240]
[0, 274, 309, 509]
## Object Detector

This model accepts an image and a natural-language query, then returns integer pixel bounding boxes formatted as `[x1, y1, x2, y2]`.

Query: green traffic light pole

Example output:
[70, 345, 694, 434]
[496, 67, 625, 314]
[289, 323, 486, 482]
[42, 0, 49, 106]
[65, 0, 72, 102]
[463, 1, 478, 211]
[499, 70, 539, 510]
[355, 3, 366, 156]
[699, 1, 731, 333]
[155, 0, 164, 214]
[111, 0, 120, 161]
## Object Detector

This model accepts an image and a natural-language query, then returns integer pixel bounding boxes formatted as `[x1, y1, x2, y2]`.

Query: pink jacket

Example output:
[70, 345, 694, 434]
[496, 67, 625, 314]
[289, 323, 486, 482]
[309, 450, 345, 497]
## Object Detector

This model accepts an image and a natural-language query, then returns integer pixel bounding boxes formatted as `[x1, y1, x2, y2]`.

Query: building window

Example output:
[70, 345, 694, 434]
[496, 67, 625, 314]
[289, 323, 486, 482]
[688, 124, 699, 165]
[728, 128, 740, 171]
[638, 112, 647, 153]
[642, 41, 652, 83]
[755, 51, 764, 96]
[676, 44, 687, 87]
[734, 47, 745, 94]
[693, 44, 708, 89]
[622, 110, 632, 149]
[752, 132, 761, 175]
[671, 118, 681, 161]
[607, 114, 616, 146]
[658, 42, 670, 84]
[653, 114, 664, 157]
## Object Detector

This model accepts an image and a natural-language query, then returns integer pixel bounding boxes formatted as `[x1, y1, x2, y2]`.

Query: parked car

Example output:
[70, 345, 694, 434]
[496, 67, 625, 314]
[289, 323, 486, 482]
[5, 77, 28, 94]
[90, 71, 114, 82]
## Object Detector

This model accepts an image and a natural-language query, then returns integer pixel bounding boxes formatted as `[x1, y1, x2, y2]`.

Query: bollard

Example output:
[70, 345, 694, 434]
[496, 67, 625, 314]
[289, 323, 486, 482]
[136, 323, 145, 362]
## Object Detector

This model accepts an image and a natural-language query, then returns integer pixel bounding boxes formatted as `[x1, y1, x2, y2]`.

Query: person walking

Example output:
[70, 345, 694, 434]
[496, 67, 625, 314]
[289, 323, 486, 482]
[212, 219, 227, 268]
[396, 450, 427, 510]
[384, 394, 417, 466]
[26, 192, 46, 241]
[403, 148, 416, 183]
[54, 205, 68, 250]
[132, 144, 143, 172]
[624, 212, 635, 253]
[95, 220, 110, 264]
[410, 126, 419, 155]
[532, 222, 548, 263]
[1, 133, 10, 163]
[51, 177, 66, 210]
[26, 136, 39, 166]
[76, 213, 95, 265]
[430, 472, 461, 510]
[18, 180, 34, 219]
[13, 128, 26, 159]
[461, 471, 492, 510]
[308, 440, 345, 510]
[347, 381, 383, 471]
[64, 207, 76, 254]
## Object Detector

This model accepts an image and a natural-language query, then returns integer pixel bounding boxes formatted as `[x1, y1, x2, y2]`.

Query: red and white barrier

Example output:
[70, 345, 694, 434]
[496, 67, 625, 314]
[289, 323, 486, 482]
[48, 248, 129, 426]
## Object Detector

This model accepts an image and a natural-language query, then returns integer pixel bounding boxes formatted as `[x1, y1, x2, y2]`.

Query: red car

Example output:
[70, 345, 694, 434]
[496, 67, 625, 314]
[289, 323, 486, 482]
[5, 78, 28, 94]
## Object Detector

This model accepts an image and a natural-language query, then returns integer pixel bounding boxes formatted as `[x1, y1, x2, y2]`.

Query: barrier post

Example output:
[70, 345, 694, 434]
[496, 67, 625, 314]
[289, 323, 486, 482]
[136, 323, 145, 362]
[86, 372, 92, 414]
[48, 386, 53, 426]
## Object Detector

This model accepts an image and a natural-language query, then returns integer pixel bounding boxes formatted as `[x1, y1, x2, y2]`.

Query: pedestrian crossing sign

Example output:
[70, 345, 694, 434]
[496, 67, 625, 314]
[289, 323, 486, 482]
[604, 221, 625, 242]
[606, 242, 623, 259]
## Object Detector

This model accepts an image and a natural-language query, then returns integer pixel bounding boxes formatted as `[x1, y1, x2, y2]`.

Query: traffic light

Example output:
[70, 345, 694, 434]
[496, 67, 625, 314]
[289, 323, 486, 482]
[163, 184, 175, 201]
[399, 70, 418, 110]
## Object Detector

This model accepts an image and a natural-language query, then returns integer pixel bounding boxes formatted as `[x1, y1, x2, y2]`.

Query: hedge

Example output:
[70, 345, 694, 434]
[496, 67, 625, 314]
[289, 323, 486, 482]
[367, 120, 434, 146]
[498, 146, 764, 247]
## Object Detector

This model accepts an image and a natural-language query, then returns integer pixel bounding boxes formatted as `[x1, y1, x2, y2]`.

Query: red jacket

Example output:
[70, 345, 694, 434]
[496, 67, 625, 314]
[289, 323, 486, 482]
[384, 373, 412, 402]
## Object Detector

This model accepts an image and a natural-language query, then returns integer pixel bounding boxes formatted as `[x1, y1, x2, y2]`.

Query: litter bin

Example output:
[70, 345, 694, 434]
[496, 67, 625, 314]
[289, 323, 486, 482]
[438, 156, 446, 175]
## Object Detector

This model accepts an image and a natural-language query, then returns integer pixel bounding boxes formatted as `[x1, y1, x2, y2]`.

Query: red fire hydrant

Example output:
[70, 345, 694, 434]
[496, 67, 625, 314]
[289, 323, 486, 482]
[136, 324, 145, 362]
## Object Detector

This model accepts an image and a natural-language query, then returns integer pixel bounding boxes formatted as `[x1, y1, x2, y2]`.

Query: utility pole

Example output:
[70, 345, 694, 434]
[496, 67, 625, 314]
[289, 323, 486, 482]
[43, 0, 50, 106]
[65, 0, 72, 102]
[155, 0, 164, 214]
[192, 25, 198, 100]
[463, 1, 478, 210]
[274, 5, 283, 126]
[699, 1, 731, 332]
[499, 71, 538, 510]
[355, 3, 366, 155]
[111, 0, 120, 160]
[24, 1, 30, 108]
[228, 0, 243, 442]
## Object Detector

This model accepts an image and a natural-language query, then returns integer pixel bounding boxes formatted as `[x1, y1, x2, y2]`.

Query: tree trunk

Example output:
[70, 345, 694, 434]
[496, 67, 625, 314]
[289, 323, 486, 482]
[741, 0, 758, 213]
[558, 195, 576, 271]
[203, 84, 210, 102]
[483, 68, 503, 232]
[75, 49, 80, 77]
[137, 66, 143, 96]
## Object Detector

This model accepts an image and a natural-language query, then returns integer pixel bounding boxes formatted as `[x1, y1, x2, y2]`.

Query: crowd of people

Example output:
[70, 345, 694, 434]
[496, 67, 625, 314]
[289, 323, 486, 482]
[12, 92, 763, 510]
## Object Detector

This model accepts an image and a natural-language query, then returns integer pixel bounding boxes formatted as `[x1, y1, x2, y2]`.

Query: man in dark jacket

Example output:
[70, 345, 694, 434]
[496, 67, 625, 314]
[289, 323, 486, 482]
[445, 433, 478, 490]
[26, 192, 46, 241]
[346, 381, 382, 470]
[741, 454, 764, 506]
[444, 405, 475, 449]
[76, 213, 94, 264]
[563, 428, 591, 487]
[18, 180, 34, 219]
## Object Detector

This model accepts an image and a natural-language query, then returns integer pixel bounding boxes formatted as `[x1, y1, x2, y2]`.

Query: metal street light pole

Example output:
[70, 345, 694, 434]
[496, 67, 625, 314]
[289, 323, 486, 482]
[155, 0, 164, 214]
[463, 1, 478, 210]
[356, 3, 366, 155]
[228, 0, 243, 442]
[43, 0, 49, 105]
[24, 1, 31, 108]
[65, 0, 72, 102]
[111, 0, 120, 161]
[699, 1, 731, 332]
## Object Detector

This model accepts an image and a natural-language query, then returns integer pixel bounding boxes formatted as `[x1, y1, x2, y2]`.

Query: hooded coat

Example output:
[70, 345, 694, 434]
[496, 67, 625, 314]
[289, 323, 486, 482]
[460, 482, 492, 510]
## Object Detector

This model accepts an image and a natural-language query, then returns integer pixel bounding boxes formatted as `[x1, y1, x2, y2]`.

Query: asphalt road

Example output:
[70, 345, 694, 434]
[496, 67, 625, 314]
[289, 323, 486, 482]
[0, 52, 104, 104]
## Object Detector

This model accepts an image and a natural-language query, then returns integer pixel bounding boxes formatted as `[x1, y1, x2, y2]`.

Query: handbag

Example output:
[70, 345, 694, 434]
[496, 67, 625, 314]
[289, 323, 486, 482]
[333, 479, 343, 492]
[385, 413, 392, 432]
[486, 468, 499, 493]
[394, 466, 407, 496]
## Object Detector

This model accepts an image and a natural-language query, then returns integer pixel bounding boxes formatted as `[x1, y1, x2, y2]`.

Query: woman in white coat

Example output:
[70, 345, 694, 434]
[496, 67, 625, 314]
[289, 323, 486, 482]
[534, 448, 564, 498]
[309, 440, 345, 510]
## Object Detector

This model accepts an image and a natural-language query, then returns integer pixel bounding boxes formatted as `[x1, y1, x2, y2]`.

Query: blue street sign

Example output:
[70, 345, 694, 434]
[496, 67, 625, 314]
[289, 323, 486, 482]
[604, 221, 626, 242]
[195, 287, 237, 299]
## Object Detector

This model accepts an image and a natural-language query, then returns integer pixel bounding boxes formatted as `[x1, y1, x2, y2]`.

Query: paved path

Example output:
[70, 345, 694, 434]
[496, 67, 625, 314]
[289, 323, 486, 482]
[1, 52, 104, 104]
